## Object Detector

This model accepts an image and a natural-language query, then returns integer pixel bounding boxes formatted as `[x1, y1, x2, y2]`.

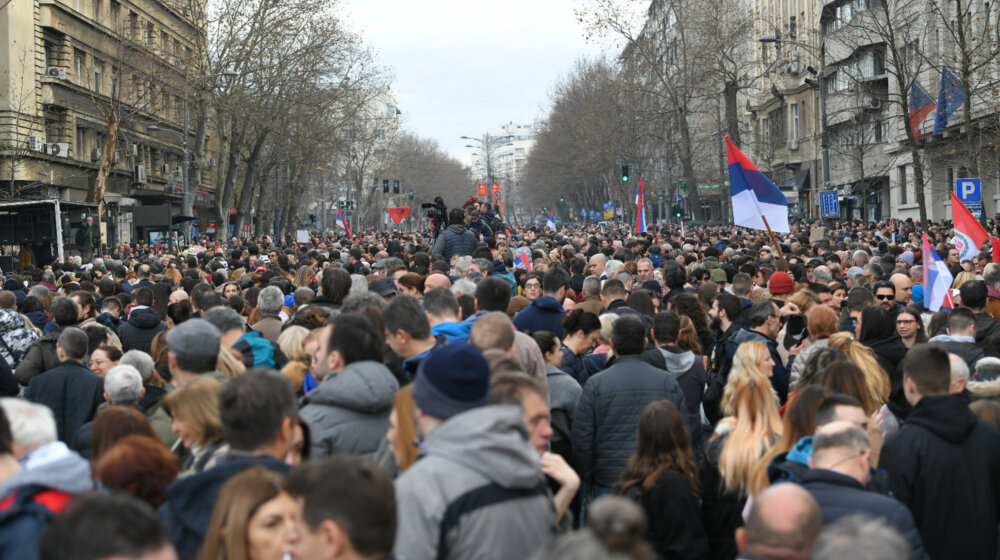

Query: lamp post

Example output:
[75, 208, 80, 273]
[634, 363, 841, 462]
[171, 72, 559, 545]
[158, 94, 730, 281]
[759, 35, 829, 217]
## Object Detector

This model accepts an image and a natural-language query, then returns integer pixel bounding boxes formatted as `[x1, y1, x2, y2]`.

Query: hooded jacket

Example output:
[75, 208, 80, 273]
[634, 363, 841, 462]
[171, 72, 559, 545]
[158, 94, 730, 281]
[513, 295, 566, 337]
[572, 355, 692, 488]
[0, 442, 93, 559]
[801, 469, 928, 560]
[160, 454, 290, 560]
[117, 307, 167, 354]
[928, 334, 984, 374]
[394, 405, 557, 560]
[299, 360, 399, 459]
[431, 321, 473, 343]
[233, 330, 288, 370]
[657, 345, 706, 431]
[878, 394, 1000, 560]
[432, 224, 478, 260]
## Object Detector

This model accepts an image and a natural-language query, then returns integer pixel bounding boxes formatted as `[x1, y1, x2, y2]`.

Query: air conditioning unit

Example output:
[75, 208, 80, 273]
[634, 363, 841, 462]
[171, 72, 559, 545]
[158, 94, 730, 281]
[175, 165, 183, 175]
[161, 163, 171, 175]
[45, 143, 70, 156]
[133, 165, 146, 184]
[27, 136, 44, 152]
[789, 139, 799, 150]
[45, 67, 69, 79]
[91, 148, 102, 162]
[125, 144, 138, 157]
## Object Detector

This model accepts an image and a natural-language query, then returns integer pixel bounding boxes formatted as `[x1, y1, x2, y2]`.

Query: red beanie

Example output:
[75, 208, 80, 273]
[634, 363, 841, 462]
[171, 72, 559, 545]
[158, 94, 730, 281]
[768, 271, 795, 295]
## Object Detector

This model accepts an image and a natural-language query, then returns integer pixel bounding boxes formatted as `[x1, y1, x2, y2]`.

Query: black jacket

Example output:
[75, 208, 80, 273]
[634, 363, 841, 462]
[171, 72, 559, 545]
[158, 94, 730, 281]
[801, 469, 927, 559]
[571, 355, 691, 487]
[878, 394, 1000, 560]
[117, 307, 167, 354]
[431, 224, 477, 259]
[626, 470, 709, 560]
[700, 432, 744, 560]
[929, 336, 984, 375]
[704, 322, 743, 426]
[23, 361, 104, 447]
[975, 312, 1000, 344]
[159, 454, 290, 560]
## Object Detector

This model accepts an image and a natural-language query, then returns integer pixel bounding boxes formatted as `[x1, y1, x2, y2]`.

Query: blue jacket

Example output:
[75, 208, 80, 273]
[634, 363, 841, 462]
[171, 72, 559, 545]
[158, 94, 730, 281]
[513, 295, 566, 337]
[24, 361, 104, 447]
[432, 321, 472, 343]
[234, 330, 288, 370]
[431, 224, 478, 259]
[160, 454, 290, 560]
[801, 469, 928, 560]
[572, 355, 692, 487]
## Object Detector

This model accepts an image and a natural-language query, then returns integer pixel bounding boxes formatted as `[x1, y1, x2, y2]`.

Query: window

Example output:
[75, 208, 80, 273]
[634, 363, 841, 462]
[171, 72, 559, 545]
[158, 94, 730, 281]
[93, 0, 101, 21]
[110, 1, 119, 29]
[146, 22, 155, 45]
[898, 165, 908, 204]
[947, 167, 955, 191]
[93, 62, 103, 94]
[74, 50, 86, 86]
[790, 103, 800, 143]
[76, 126, 87, 158]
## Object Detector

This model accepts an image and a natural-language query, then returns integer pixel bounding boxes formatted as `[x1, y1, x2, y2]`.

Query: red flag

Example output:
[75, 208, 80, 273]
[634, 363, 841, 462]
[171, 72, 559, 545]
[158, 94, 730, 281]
[477, 184, 487, 197]
[386, 207, 411, 224]
[993, 237, 1000, 264]
[949, 192, 988, 261]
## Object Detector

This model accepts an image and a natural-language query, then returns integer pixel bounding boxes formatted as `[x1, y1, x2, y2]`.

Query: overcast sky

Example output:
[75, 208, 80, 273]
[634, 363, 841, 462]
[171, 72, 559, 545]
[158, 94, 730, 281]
[340, 0, 609, 166]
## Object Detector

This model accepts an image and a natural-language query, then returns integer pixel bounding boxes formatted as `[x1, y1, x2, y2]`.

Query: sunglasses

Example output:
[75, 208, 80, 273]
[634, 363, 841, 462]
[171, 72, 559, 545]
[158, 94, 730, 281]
[875, 294, 894, 300]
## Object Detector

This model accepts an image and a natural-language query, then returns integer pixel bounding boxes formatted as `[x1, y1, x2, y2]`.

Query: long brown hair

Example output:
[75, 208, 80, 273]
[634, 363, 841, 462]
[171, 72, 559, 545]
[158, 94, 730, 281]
[817, 360, 881, 414]
[748, 385, 832, 495]
[91, 406, 159, 462]
[616, 400, 700, 497]
[391, 385, 419, 472]
[199, 466, 286, 560]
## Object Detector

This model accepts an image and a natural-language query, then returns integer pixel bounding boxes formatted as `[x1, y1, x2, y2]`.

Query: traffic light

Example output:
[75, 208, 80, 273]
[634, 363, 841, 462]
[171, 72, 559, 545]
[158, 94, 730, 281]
[672, 203, 683, 218]
[559, 197, 565, 203]
[393, 180, 400, 194]
[621, 165, 629, 182]
[383, 179, 389, 193]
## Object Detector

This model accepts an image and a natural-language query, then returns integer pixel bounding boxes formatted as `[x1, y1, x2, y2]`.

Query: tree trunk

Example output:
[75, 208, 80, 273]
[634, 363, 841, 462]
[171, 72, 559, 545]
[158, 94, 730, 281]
[724, 80, 741, 146]
[89, 118, 120, 223]
[232, 132, 267, 236]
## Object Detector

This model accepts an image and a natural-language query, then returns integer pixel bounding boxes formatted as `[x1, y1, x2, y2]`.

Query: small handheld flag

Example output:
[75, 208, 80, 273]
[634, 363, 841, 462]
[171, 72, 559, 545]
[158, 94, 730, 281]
[336, 210, 352, 239]
[923, 234, 955, 312]
[635, 177, 647, 234]
[546, 211, 556, 232]
[725, 136, 789, 233]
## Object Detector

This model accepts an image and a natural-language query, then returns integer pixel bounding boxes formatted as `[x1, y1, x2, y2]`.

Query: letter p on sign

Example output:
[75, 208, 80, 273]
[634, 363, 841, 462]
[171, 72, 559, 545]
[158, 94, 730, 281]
[957, 178, 981, 203]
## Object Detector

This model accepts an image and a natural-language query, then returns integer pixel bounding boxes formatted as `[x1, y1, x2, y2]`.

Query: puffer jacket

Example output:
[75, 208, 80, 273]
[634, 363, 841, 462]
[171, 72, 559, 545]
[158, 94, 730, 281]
[14, 327, 63, 386]
[0, 309, 38, 375]
[431, 224, 478, 259]
[572, 355, 692, 488]
[394, 405, 557, 560]
[117, 307, 167, 353]
[512, 295, 566, 337]
[298, 360, 399, 459]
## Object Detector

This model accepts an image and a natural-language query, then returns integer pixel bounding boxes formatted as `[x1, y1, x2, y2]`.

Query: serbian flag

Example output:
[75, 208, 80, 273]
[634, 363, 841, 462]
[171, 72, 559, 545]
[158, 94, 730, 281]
[950, 191, 988, 262]
[546, 211, 556, 232]
[726, 135, 789, 233]
[336, 210, 352, 239]
[908, 82, 936, 138]
[923, 234, 955, 311]
[635, 177, 647, 233]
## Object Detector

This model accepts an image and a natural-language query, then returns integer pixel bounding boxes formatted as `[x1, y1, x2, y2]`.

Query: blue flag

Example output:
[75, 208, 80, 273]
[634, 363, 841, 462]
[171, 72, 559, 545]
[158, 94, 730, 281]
[933, 67, 964, 134]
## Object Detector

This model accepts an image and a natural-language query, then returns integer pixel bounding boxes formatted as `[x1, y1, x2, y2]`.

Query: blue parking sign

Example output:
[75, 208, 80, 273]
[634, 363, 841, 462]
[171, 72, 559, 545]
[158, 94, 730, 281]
[819, 191, 839, 219]
[957, 178, 983, 218]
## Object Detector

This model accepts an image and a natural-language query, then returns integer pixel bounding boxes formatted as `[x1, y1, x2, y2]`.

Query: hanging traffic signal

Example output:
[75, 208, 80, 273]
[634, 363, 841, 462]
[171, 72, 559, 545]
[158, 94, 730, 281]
[559, 197, 565, 202]
[621, 165, 629, 182]
[383, 180, 390, 193]
[393, 180, 400, 194]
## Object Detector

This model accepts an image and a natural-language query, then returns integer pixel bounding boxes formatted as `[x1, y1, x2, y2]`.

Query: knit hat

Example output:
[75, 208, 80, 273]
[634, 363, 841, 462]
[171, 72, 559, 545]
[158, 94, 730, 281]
[898, 251, 914, 267]
[165, 318, 221, 358]
[910, 284, 924, 305]
[413, 342, 491, 420]
[710, 269, 728, 283]
[768, 271, 795, 295]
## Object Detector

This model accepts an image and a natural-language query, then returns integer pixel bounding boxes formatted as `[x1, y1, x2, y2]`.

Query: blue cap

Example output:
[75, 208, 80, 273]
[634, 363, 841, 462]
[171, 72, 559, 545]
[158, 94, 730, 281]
[412, 342, 491, 420]
[284, 294, 295, 307]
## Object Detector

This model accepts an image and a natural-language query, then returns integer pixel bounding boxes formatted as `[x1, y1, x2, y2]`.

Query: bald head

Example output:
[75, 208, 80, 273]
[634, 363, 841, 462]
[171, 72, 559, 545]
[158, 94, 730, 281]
[588, 253, 607, 276]
[423, 273, 451, 294]
[889, 273, 912, 305]
[738, 483, 822, 560]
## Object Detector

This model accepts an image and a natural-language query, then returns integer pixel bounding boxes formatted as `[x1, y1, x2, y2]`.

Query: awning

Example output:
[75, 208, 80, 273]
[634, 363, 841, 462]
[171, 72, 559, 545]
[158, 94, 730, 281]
[171, 214, 196, 225]
[786, 167, 811, 191]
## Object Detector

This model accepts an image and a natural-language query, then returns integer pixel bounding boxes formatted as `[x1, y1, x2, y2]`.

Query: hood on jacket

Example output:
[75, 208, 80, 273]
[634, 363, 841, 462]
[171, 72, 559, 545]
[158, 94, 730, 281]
[658, 345, 695, 375]
[446, 224, 469, 235]
[126, 306, 163, 329]
[969, 376, 1000, 399]
[929, 334, 976, 344]
[432, 321, 473, 342]
[236, 330, 278, 365]
[529, 295, 565, 313]
[785, 435, 813, 465]
[24, 310, 48, 330]
[0, 442, 92, 499]
[301, 360, 398, 413]
[906, 394, 978, 443]
[730, 328, 775, 346]
[423, 405, 541, 489]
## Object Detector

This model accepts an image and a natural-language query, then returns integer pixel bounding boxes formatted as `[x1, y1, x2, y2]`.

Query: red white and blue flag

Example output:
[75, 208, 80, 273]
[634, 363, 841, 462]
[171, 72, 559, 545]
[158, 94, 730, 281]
[336, 210, 352, 239]
[635, 177, 647, 233]
[923, 233, 955, 312]
[950, 191, 988, 262]
[908, 82, 936, 138]
[726, 136, 789, 233]
[546, 210, 556, 232]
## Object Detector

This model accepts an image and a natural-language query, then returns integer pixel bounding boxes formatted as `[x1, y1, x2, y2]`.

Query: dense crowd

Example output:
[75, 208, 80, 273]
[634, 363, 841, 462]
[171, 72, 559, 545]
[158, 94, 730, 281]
[0, 202, 997, 560]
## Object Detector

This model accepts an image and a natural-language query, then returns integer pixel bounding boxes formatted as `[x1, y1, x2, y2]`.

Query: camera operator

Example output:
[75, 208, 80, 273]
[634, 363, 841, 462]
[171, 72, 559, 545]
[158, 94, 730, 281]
[432, 207, 479, 260]
[467, 207, 494, 240]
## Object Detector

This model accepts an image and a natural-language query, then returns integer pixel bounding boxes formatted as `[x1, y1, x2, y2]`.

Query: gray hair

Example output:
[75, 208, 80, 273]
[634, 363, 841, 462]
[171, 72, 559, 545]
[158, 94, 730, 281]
[811, 515, 909, 560]
[812, 423, 871, 457]
[949, 353, 971, 383]
[615, 271, 633, 286]
[258, 286, 284, 315]
[202, 306, 244, 334]
[582, 275, 601, 296]
[104, 364, 144, 403]
[453, 256, 473, 274]
[1, 398, 57, 453]
[27, 285, 50, 300]
[349, 274, 369, 298]
[452, 278, 477, 297]
[57, 327, 89, 360]
[119, 350, 155, 383]
[605, 259, 624, 277]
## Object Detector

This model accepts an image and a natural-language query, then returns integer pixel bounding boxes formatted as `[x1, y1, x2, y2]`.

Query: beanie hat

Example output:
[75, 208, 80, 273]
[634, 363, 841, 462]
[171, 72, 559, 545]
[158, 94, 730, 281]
[898, 251, 914, 267]
[768, 271, 795, 295]
[412, 342, 491, 420]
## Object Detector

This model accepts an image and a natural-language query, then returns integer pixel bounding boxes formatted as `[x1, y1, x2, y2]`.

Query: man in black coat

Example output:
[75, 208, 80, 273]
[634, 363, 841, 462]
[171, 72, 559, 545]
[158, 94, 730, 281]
[23, 327, 103, 447]
[705, 292, 744, 424]
[802, 422, 927, 559]
[572, 316, 692, 496]
[879, 344, 1000, 560]
[117, 287, 167, 354]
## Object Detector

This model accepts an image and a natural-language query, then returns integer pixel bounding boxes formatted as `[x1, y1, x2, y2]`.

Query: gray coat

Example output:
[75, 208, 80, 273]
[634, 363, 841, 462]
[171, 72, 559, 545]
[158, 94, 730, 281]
[394, 405, 557, 560]
[545, 364, 581, 444]
[252, 315, 283, 343]
[298, 360, 399, 459]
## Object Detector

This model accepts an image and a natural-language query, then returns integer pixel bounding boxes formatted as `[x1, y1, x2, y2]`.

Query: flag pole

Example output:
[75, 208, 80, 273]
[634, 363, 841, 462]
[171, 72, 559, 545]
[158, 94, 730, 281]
[761, 215, 790, 272]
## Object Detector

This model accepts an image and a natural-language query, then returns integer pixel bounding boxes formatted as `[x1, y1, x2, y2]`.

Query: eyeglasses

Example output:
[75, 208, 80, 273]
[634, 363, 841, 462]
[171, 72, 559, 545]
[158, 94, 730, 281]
[875, 294, 894, 300]
[524, 283, 541, 289]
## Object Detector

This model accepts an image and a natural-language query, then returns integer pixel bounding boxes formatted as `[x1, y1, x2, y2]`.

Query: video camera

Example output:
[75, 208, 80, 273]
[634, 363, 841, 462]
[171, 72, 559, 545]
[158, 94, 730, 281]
[421, 196, 447, 238]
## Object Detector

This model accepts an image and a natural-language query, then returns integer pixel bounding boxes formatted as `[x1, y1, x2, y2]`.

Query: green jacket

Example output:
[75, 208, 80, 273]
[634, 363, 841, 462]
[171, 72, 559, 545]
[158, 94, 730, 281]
[76, 224, 100, 252]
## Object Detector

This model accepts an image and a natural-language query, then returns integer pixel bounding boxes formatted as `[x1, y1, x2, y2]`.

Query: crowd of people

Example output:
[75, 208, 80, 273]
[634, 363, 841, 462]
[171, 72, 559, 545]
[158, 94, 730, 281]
[0, 203, 997, 560]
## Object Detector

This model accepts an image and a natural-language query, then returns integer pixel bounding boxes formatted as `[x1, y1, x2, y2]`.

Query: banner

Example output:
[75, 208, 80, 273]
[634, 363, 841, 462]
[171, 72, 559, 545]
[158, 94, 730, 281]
[491, 183, 501, 202]
[603, 201, 615, 220]
[386, 207, 411, 224]
[477, 184, 487, 197]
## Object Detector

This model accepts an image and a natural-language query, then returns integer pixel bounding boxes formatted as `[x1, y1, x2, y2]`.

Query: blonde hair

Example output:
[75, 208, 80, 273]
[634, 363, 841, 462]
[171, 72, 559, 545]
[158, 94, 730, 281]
[162, 377, 223, 448]
[953, 271, 979, 291]
[278, 326, 310, 362]
[717, 379, 782, 496]
[827, 332, 890, 413]
[216, 348, 246, 380]
[721, 341, 775, 416]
